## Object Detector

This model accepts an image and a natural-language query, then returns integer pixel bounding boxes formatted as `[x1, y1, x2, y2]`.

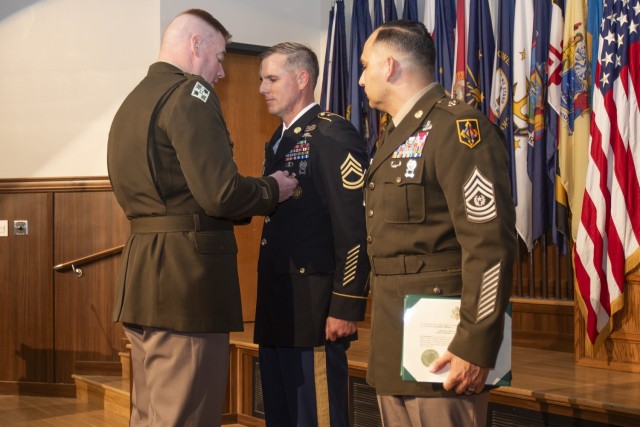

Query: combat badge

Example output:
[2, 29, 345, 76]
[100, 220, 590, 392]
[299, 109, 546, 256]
[191, 82, 210, 103]
[456, 118, 482, 148]
[340, 153, 364, 189]
[463, 167, 497, 223]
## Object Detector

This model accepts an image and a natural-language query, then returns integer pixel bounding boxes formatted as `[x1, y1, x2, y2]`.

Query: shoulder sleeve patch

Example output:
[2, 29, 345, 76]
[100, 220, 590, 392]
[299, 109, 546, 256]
[340, 153, 364, 189]
[191, 81, 210, 103]
[456, 118, 482, 148]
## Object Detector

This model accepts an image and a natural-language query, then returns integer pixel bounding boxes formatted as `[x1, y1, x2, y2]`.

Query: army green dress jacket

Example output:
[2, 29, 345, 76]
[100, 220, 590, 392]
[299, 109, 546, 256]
[364, 84, 516, 396]
[107, 62, 278, 333]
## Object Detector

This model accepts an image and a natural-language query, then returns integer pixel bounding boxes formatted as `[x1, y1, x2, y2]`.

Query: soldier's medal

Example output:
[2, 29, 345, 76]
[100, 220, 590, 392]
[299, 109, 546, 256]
[292, 186, 303, 199]
[421, 349, 439, 367]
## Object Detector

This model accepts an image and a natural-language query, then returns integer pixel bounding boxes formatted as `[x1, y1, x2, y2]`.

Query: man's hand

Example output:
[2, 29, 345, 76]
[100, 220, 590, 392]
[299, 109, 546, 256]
[269, 170, 298, 202]
[325, 317, 357, 341]
[430, 350, 489, 395]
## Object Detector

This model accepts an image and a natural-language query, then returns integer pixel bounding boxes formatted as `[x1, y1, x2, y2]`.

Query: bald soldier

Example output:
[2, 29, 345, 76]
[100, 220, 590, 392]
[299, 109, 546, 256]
[107, 9, 297, 427]
[359, 20, 515, 426]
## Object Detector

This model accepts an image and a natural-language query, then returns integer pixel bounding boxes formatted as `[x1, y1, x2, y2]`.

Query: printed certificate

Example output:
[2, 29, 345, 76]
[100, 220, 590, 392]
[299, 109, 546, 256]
[401, 295, 511, 386]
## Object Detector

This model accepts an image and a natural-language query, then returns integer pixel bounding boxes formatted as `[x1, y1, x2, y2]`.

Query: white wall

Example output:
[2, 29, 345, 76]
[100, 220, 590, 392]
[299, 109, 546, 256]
[0, 0, 331, 178]
[0, 0, 436, 179]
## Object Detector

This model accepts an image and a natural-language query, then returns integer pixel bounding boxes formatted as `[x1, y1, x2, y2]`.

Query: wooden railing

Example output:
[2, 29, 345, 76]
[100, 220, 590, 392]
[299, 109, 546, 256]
[53, 245, 124, 277]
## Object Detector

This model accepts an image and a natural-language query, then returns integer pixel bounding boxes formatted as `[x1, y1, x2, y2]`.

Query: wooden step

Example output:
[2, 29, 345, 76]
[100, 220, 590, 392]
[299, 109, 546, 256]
[72, 374, 130, 426]
[119, 350, 131, 379]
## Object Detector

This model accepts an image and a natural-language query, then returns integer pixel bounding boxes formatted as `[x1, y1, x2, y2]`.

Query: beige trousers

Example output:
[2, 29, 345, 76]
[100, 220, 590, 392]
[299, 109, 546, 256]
[125, 326, 229, 427]
[377, 393, 490, 427]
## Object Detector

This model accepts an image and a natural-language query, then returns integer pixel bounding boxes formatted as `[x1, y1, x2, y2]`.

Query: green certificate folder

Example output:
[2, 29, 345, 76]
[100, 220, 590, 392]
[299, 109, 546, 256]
[401, 295, 512, 386]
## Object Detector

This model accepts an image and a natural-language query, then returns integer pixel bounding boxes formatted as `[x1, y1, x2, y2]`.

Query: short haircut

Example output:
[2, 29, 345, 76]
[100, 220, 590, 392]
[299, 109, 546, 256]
[374, 20, 435, 77]
[181, 8, 231, 41]
[259, 42, 320, 88]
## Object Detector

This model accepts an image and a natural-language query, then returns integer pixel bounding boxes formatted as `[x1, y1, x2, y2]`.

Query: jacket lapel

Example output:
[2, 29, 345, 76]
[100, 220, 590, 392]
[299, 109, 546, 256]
[264, 125, 283, 174]
[368, 86, 446, 176]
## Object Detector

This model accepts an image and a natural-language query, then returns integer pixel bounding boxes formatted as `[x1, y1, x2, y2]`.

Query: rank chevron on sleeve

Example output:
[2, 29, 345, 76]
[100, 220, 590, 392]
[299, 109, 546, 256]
[340, 153, 364, 190]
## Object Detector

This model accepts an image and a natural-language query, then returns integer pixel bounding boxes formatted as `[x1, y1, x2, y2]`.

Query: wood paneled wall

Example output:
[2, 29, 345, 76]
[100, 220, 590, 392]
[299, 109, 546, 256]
[0, 192, 54, 384]
[53, 191, 130, 383]
[0, 179, 129, 392]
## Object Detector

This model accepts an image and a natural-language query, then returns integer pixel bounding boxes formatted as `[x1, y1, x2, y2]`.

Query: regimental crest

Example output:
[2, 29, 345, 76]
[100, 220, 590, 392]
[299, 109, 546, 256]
[456, 119, 482, 148]
[191, 82, 210, 103]
[463, 167, 497, 223]
[340, 153, 364, 190]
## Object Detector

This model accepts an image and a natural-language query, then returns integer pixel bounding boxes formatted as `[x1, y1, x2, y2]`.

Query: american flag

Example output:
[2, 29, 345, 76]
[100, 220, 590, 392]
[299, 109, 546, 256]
[574, 0, 640, 349]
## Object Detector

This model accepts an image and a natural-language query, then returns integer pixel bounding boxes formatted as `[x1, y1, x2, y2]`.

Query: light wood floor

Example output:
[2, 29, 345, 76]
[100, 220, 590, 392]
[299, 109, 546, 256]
[0, 395, 114, 426]
[0, 395, 246, 427]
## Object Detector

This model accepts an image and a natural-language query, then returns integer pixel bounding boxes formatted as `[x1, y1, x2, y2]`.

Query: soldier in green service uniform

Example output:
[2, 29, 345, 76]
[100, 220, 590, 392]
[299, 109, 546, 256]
[254, 42, 370, 427]
[359, 20, 516, 426]
[107, 9, 297, 427]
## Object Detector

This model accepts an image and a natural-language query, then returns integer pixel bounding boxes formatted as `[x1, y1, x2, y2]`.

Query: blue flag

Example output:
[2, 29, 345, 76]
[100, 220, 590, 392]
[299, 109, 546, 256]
[527, 0, 553, 242]
[547, 0, 566, 252]
[490, 0, 516, 202]
[320, 0, 348, 116]
[373, 0, 383, 28]
[402, 0, 419, 21]
[347, 0, 372, 141]
[586, 0, 603, 106]
[384, 0, 398, 22]
[465, 0, 495, 115]
[434, 0, 456, 93]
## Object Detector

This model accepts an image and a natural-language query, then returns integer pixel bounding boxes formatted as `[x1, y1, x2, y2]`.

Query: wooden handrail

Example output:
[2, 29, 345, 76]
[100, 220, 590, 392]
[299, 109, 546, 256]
[53, 245, 125, 276]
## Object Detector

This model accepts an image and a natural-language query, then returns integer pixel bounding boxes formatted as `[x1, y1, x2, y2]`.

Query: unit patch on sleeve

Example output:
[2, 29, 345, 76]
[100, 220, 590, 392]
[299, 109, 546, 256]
[456, 118, 481, 148]
[340, 153, 364, 189]
[392, 131, 428, 158]
[191, 82, 210, 103]
[463, 167, 497, 223]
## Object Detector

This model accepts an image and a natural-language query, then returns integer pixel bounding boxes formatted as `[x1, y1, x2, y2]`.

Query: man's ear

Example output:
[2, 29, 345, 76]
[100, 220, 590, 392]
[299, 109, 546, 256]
[384, 55, 396, 82]
[297, 69, 310, 89]
[192, 35, 202, 55]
